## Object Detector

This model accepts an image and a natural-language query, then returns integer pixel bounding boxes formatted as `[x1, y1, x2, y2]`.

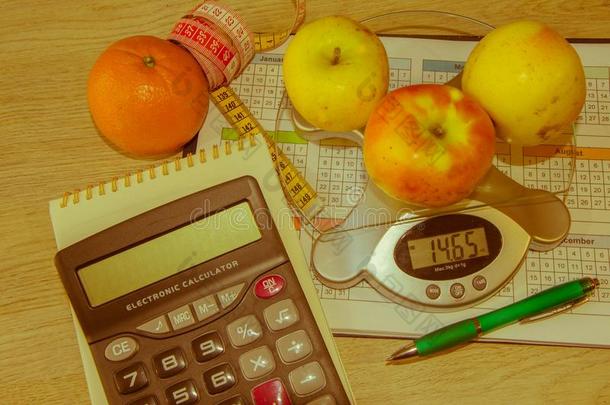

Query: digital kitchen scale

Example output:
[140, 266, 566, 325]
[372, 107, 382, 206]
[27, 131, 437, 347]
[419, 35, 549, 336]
[288, 109, 573, 312]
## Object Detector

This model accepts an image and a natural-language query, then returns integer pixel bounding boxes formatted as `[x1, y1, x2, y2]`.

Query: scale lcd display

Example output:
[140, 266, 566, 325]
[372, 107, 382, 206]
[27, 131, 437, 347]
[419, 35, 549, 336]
[407, 227, 489, 270]
[78, 202, 261, 307]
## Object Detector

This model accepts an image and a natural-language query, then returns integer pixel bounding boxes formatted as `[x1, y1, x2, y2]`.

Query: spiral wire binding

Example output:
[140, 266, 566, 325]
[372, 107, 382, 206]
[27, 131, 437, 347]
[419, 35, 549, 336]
[59, 135, 257, 208]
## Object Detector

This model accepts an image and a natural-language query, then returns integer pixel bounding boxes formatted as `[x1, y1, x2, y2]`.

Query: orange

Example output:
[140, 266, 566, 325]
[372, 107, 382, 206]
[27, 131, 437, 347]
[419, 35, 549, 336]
[87, 35, 209, 156]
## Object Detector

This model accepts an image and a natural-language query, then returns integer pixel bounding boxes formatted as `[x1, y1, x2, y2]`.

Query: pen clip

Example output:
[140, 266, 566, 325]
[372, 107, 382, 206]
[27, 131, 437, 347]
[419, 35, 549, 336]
[520, 296, 590, 324]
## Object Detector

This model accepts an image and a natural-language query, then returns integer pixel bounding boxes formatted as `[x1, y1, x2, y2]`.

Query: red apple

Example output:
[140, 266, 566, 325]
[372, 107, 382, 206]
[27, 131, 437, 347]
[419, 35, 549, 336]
[363, 84, 496, 207]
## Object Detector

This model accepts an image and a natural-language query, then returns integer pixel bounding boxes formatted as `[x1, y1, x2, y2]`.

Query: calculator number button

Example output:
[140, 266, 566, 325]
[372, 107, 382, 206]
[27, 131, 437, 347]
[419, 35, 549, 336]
[105, 336, 138, 362]
[238, 345, 276, 380]
[217, 396, 246, 405]
[251, 378, 292, 405]
[276, 330, 312, 363]
[289, 361, 326, 396]
[166, 380, 199, 405]
[192, 331, 224, 362]
[114, 363, 149, 394]
[192, 294, 220, 321]
[137, 315, 170, 334]
[227, 315, 263, 347]
[203, 363, 237, 395]
[128, 395, 159, 405]
[168, 305, 196, 330]
[264, 299, 299, 331]
[153, 347, 187, 378]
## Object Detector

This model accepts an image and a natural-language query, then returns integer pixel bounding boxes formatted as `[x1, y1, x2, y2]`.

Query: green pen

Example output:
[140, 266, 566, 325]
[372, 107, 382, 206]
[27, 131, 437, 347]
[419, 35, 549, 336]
[387, 277, 600, 361]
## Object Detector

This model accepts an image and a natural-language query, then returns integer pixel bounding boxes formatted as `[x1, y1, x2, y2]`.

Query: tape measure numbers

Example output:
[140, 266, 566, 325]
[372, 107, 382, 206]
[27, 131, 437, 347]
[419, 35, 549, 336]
[170, 0, 322, 219]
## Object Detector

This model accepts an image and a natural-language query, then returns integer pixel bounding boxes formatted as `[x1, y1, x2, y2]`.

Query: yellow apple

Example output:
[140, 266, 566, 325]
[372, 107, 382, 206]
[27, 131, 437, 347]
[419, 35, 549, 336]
[283, 15, 389, 132]
[462, 20, 585, 146]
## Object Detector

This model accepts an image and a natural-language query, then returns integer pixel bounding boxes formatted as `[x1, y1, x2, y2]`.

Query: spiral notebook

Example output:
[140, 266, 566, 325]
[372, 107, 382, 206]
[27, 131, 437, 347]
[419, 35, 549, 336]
[49, 135, 353, 405]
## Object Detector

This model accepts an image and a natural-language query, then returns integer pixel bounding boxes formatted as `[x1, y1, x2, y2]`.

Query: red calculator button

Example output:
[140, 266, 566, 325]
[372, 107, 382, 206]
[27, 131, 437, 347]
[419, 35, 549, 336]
[251, 378, 292, 405]
[254, 275, 285, 299]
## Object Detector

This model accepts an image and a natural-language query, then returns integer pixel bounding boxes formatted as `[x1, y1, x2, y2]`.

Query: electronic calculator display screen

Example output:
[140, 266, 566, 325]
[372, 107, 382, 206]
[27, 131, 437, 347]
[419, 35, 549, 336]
[78, 202, 262, 307]
[407, 227, 489, 270]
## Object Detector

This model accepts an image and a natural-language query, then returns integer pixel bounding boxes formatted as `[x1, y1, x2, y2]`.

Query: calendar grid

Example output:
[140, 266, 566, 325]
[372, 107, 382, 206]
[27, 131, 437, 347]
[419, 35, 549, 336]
[577, 66, 610, 126]
[526, 234, 610, 308]
[523, 146, 610, 211]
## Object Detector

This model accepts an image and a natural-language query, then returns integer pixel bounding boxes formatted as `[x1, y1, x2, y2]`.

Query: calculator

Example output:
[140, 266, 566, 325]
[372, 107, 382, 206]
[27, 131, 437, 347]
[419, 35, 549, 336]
[55, 176, 351, 405]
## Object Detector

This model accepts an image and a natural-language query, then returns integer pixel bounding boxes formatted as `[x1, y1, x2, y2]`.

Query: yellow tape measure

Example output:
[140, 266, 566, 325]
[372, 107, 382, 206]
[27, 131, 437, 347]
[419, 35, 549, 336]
[170, 0, 322, 219]
[210, 86, 321, 217]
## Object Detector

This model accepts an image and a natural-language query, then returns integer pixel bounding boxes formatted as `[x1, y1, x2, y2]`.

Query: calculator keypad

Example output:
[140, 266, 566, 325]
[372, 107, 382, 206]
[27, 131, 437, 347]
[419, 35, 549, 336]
[94, 265, 348, 404]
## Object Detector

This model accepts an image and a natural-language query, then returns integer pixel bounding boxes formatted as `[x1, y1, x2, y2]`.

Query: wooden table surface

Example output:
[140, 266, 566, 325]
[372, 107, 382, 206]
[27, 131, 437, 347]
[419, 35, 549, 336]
[2, 1, 610, 404]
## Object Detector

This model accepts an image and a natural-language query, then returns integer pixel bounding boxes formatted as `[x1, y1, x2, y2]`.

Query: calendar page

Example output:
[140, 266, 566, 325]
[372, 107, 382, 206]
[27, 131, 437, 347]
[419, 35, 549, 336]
[197, 36, 610, 347]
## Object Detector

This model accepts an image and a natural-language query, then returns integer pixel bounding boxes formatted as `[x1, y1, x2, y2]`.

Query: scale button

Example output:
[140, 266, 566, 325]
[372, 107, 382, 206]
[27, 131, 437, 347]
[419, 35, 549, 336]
[136, 316, 170, 334]
[450, 283, 466, 299]
[254, 274, 285, 298]
[472, 275, 488, 291]
[425, 284, 441, 300]
[105, 336, 138, 362]
[168, 305, 195, 330]
[218, 283, 245, 308]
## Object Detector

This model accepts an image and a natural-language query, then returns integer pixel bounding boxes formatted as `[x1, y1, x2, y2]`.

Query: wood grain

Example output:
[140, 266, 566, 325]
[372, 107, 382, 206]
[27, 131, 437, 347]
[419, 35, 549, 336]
[1, 1, 609, 404]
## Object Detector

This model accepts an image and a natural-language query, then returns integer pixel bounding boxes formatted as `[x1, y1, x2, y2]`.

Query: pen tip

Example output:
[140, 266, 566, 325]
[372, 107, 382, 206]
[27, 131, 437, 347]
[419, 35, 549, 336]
[387, 344, 418, 362]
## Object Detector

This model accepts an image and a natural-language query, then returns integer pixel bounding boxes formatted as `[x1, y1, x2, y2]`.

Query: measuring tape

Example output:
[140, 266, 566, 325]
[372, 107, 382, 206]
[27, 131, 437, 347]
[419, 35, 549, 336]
[169, 0, 322, 219]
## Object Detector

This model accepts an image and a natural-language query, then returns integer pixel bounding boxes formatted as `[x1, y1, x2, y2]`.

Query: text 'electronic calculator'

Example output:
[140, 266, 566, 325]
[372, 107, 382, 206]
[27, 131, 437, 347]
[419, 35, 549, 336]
[55, 176, 350, 405]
